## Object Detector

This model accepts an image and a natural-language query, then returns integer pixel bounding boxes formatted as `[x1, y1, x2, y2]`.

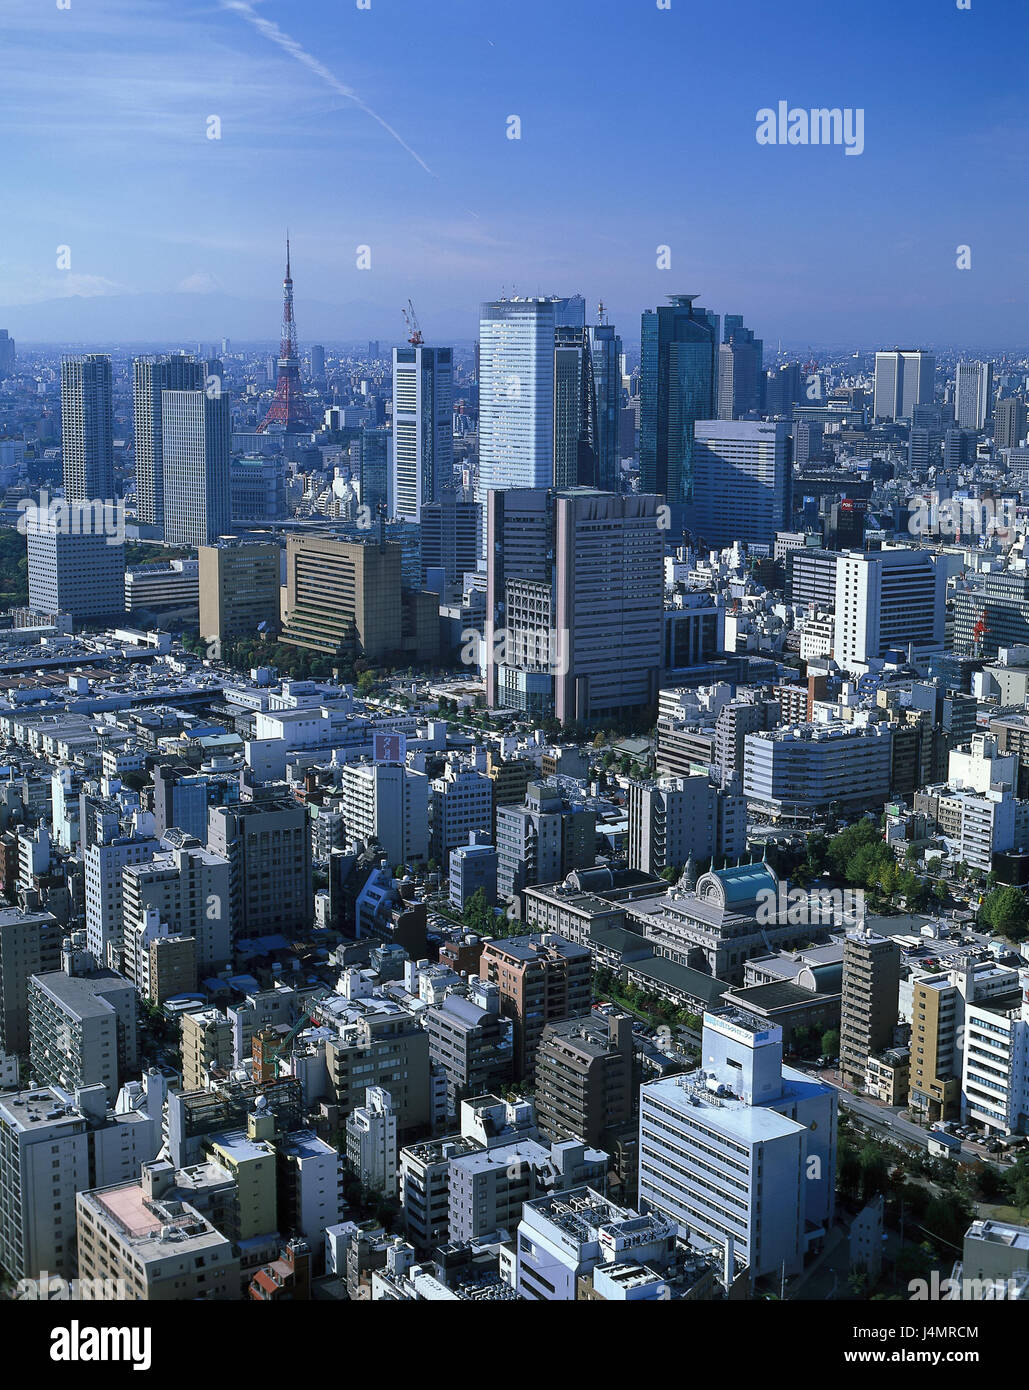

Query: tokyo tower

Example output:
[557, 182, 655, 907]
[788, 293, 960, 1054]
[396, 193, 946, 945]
[257, 236, 315, 433]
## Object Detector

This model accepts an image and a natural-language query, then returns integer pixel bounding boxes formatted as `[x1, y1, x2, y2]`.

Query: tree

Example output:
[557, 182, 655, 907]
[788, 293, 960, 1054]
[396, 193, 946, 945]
[858, 1142, 890, 1201]
[820, 1028, 840, 1059]
[979, 884, 1029, 942]
[462, 888, 494, 933]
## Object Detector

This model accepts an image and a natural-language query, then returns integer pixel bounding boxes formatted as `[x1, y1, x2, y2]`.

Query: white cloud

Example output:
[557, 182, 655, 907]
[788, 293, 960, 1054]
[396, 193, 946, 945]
[177, 271, 224, 294]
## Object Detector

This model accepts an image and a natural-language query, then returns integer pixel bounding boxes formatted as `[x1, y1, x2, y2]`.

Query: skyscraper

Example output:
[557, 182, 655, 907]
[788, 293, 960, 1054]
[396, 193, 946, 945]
[717, 314, 763, 419]
[353, 426, 390, 518]
[133, 354, 204, 533]
[61, 354, 114, 502]
[391, 344, 454, 520]
[476, 297, 572, 556]
[955, 360, 994, 431]
[873, 349, 936, 422]
[553, 319, 597, 490]
[763, 361, 803, 416]
[587, 315, 623, 492]
[0, 330, 15, 379]
[161, 389, 232, 547]
[639, 295, 719, 529]
[26, 514, 125, 624]
[995, 395, 1027, 452]
[692, 419, 792, 549]
[486, 487, 664, 724]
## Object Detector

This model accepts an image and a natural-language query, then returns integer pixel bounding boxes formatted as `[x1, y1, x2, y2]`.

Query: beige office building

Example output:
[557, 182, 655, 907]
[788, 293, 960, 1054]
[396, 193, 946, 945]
[76, 1161, 238, 1301]
[198, 541, 281, 645]
[280, 534, 402, 659]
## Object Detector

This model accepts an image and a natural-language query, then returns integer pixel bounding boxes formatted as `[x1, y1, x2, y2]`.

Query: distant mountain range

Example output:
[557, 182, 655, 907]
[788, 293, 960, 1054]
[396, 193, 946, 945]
[0, 290, 480, 347]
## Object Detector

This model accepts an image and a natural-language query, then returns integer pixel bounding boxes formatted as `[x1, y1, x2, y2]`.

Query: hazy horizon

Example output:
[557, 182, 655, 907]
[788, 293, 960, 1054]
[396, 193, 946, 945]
[3, 0, 1027, 348]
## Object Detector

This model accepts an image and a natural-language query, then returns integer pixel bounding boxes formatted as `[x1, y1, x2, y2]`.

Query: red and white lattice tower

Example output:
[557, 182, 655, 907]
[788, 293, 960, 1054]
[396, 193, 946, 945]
[257, 236, 315, 433]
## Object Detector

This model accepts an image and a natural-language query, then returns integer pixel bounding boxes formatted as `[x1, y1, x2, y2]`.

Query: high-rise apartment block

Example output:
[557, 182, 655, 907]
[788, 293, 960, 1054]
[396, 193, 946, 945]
[61, 354, 114, 502]
[840, 928, 901, 1086]
[28, 933, 138, 1101]
[535, 1010, 635, 1148]
[479, 933, 592, 1082]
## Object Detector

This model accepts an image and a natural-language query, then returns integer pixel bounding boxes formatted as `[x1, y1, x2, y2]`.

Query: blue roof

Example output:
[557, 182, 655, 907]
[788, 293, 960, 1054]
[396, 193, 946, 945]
[714, 862, 776, 905]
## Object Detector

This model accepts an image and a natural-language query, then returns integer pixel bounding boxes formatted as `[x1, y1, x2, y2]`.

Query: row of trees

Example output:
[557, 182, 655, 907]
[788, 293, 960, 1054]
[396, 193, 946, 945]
[794, 820, 940, 912]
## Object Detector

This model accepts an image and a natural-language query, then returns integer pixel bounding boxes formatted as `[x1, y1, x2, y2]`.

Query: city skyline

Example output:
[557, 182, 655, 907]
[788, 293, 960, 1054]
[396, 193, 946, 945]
[1, 0, 1026, 346]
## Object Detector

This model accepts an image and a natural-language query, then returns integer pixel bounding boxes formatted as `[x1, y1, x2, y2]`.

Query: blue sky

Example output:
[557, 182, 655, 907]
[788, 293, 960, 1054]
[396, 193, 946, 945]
[1, 0, 1026, 346]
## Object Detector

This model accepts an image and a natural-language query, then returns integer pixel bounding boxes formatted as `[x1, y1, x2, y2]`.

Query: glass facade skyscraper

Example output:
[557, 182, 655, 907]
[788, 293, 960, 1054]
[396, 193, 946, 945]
[477, 296, 584, 558]
[587, 321, 623, 492]
[639, 295, 718, 530]
[133, 354, 205, 532]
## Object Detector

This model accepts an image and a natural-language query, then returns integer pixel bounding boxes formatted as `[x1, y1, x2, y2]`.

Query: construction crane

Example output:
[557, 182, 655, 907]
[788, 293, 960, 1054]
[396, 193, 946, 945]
[253, 988, 332, 1081]
[402, 299, 423, 346]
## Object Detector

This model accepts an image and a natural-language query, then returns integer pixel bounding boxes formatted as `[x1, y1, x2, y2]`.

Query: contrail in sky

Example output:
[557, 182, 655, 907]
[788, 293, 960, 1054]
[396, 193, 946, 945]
[221, 0, 436, 177]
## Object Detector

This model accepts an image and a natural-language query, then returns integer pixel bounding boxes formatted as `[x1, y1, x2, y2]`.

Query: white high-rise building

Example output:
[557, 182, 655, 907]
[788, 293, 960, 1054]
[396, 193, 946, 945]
[161, 389, 232, 547]
[339, 760, 429, 866]
[833, 547, 945, 670]
[476, 297, 583, 557]
[120, 834, 231, 992]
[955, 360, 994, 431]
[429, 764, 493, 863]
[391, 345, 453, 521]
[692, 419, 792, 549]
[26, 514, 125, 625]
[638, 1009, 836, 1284]
[873, 349, 935, 422]
[85, 835, 161, 967]
[346, 1086, 398, 1197]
